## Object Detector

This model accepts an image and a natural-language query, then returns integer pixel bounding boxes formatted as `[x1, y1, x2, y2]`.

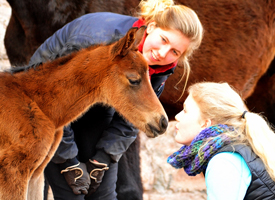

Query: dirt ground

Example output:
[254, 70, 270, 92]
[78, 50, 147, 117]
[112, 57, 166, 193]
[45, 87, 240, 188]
[0, 1, 206, 199]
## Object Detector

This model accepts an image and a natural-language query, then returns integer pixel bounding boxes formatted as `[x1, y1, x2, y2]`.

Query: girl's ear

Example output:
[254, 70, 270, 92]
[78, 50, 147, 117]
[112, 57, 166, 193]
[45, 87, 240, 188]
[201, 119, 212, 129]
[146, 21, 156, 34]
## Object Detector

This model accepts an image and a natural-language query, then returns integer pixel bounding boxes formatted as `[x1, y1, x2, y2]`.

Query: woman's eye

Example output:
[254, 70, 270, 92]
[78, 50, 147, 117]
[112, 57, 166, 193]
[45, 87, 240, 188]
[129, 79, 141, 86]
[161, 37, 166, 42]
[173, 50, 178, 56]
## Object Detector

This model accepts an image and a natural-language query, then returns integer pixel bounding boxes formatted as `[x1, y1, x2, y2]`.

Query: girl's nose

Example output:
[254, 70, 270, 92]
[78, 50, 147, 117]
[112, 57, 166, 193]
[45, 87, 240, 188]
[158, 46, 170, 58]
[175, 111, 182, 121]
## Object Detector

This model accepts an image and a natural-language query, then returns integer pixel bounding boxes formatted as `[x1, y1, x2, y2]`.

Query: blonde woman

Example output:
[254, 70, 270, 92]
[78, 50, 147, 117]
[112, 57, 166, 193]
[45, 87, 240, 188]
[22, 0, 204, 199]
[168, 82, 275, 199]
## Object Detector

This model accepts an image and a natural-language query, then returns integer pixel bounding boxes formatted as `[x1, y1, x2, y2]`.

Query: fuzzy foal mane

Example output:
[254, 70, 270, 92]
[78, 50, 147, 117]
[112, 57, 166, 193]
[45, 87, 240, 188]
[9, 34, 122, 74]
[9, 44, 98, 73]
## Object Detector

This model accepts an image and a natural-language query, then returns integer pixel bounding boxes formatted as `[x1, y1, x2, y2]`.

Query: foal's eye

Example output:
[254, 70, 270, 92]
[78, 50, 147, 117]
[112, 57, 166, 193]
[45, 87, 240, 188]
[129, 79, 141, 86]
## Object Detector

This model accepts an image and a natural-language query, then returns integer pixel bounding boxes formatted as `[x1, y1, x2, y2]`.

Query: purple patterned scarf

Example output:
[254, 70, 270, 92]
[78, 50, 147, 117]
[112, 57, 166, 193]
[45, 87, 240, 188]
[167, 124, 233, 176]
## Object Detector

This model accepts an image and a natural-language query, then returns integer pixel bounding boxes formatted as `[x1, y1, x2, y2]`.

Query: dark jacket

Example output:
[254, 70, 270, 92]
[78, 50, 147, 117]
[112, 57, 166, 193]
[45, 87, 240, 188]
[217, 144, 275, 199]
[29, 12, 176, 166]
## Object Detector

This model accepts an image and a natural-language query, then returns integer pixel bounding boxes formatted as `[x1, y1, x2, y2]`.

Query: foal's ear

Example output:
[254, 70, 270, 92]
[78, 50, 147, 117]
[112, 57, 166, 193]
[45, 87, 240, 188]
[110, 26, 146, 59]
[131, 26, 147, 51]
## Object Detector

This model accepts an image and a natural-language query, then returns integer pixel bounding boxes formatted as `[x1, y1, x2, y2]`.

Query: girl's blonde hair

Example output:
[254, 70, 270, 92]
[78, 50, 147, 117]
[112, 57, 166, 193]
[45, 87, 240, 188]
[189, 82, 275, 181]
[137, 0, 204, 98]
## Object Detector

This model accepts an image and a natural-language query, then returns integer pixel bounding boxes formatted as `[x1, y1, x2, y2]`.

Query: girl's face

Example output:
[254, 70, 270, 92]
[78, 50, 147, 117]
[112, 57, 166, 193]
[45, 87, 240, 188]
[142, 22, 190, 66]
[174, 94, 209, 146]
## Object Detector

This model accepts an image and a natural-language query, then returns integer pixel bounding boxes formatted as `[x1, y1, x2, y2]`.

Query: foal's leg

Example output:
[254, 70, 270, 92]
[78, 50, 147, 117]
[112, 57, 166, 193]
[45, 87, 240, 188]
[27, 173, 44, 200]
[0, 176, 29, 200]
[27, 129, 64, 200]
[0, 113, 55, 199]
[30, 129, 64, 177]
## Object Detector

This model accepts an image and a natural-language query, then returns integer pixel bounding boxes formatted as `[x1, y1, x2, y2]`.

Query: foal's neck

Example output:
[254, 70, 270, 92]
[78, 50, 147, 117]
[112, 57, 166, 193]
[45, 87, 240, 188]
[16, 47, 110, 128]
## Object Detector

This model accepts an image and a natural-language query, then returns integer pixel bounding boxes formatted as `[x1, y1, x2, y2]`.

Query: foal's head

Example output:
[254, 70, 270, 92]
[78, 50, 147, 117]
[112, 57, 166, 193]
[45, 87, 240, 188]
[102, 26, 168, 137]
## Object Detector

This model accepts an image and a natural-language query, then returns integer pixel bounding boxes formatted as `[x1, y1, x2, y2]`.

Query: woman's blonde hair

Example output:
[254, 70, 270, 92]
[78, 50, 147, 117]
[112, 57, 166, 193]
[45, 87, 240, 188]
[137, 0, 204, 98]
[189, 81, 275, 181]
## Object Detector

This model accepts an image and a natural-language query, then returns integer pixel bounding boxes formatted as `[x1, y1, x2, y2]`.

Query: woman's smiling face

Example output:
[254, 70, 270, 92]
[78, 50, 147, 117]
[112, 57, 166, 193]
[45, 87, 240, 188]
[142, 21, 190, 66]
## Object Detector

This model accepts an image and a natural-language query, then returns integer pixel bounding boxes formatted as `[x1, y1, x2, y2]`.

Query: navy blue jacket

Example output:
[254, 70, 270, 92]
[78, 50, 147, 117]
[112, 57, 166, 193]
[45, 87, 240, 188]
[29, 12, 176, 166]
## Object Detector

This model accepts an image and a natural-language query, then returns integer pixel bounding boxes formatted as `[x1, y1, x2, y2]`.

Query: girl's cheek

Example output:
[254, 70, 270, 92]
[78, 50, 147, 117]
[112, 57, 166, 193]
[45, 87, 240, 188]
[169, 54, 179, 63]
[163, 55, 175, 65]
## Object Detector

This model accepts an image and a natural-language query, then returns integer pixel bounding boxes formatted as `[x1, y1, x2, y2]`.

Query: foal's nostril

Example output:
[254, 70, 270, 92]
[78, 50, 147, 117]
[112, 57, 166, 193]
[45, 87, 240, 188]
[160, 115, 168, 132]
[147, 115, 168, 137]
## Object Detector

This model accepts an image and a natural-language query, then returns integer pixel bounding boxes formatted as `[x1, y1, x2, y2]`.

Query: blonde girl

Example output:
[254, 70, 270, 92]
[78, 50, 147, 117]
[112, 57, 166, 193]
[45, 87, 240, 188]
[168, 82, 275, 199]
[138, 0, 203, 92]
